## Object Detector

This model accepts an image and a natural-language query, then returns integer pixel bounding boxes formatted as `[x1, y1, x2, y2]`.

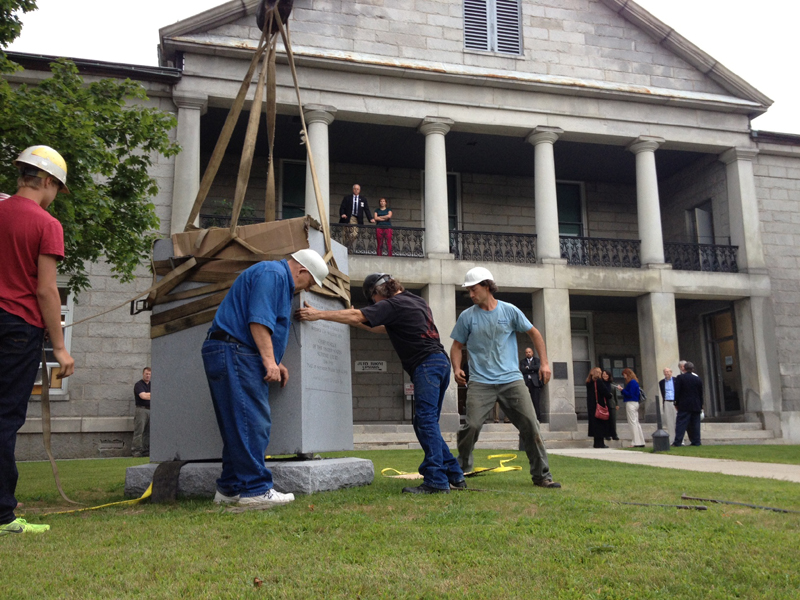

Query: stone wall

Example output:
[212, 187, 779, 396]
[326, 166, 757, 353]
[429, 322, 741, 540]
[754, 151, 800, 413]
[219, 0, 728, 96]
[585, 181, 637, 239]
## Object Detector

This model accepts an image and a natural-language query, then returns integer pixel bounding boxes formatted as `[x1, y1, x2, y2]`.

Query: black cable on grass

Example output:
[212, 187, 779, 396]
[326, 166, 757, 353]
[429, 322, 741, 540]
[682, 493, 800, 514]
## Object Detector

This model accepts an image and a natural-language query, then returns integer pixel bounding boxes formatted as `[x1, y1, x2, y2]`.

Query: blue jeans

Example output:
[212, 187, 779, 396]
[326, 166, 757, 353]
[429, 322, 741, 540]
[202, 339, 274, 497]
[0, 309, 44, 524]
[412, 353, 464, 490]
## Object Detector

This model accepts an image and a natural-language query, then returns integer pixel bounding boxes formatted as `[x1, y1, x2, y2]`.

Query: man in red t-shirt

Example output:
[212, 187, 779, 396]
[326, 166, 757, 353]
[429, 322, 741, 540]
[0, 146, 75, 536]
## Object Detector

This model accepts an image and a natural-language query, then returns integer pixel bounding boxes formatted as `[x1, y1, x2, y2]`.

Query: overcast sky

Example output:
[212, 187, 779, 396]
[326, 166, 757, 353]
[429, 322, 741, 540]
[7, 0, 798, 134]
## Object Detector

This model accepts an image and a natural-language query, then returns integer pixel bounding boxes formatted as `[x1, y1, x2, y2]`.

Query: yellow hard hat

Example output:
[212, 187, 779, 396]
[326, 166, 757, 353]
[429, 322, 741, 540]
[15, 145, 70, 193]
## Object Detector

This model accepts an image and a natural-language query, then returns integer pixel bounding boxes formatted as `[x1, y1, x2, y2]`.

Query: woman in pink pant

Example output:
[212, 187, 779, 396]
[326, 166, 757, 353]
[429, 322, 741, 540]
[374, 197, 393, 256]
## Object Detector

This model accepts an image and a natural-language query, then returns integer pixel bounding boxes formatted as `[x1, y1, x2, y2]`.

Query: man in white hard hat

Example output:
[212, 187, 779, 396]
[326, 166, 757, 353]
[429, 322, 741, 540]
[450, 267, 561, 488]
[202, 248, 328, 509]
[1, 146, 74, 535]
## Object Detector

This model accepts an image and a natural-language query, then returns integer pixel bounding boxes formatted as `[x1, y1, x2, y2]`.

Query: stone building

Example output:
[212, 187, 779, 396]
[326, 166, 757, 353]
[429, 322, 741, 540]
[9, 0, 800, 457]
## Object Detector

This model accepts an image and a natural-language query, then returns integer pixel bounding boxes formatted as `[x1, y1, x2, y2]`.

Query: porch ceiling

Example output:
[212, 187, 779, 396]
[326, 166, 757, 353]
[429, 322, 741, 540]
[200, 109, 708, 185]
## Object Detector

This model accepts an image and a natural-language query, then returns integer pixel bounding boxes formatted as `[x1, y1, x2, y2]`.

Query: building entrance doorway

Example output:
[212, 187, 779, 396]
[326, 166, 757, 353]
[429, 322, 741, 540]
[704, 310, 742, 417]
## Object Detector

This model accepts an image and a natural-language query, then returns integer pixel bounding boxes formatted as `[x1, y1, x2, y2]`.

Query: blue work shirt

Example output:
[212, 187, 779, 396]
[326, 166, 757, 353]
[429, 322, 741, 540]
[450, 301, 533, 385]
[208, 260, 295, 363]
[664, 378, 675, 401]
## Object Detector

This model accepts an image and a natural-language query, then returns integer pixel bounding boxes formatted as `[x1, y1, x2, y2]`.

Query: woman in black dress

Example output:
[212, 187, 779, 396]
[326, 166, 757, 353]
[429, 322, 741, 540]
[586, 367, 612, 448]
[602, 369, 620, 442]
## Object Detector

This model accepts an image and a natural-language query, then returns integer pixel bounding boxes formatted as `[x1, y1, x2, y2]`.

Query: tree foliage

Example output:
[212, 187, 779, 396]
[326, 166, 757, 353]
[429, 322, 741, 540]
[0, 0, 35, 49]
[0, 59, 180, 294]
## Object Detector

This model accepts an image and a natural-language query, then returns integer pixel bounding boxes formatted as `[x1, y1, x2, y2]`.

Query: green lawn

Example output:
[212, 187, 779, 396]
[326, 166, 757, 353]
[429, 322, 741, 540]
[627, 443, 800, 465]
[2, 449, 799, 600]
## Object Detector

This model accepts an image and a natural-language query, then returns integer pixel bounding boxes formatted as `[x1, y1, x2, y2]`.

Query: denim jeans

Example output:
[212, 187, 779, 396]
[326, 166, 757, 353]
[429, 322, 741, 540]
[412, 353, 464, 490]
[0, 309, 44, 524]
[202, 339, 274, 497]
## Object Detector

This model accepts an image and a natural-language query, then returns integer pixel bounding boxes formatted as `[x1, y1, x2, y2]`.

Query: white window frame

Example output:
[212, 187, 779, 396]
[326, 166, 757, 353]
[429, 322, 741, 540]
[33, 276, 73, 398]
[556, 180, 588, 238]
[464, 0, 523, 56]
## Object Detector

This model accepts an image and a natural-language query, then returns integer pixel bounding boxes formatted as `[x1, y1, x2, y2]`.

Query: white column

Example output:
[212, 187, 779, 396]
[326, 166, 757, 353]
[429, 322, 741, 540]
[419, 117, 454, 258]
[719, 148, 766, 273]
[532, 288, 576, 431]
[422, 283, 459, 434]
[636, 292, 680, 422]
[627, 136, 666, 266]
[303, 104, 336, 223]
[170, 92, 207, 235]
[526, 127, 564, 263]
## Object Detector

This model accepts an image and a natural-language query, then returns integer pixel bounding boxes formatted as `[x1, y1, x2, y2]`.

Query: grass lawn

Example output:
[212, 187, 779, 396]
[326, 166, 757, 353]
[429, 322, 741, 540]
[626, 443, 800, 465]
[2, 449, 799, 600]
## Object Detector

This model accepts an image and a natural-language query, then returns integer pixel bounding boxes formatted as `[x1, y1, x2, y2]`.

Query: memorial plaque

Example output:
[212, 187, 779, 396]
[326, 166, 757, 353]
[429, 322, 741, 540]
[354, 361, 387, 372]
[150, 228, 351, 461]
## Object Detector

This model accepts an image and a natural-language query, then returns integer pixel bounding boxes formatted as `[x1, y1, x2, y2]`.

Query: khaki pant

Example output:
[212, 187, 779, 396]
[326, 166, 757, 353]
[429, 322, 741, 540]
[345, 215, 359, 247]
[132, 406, 150, 456]
[457, 379, 553, 484]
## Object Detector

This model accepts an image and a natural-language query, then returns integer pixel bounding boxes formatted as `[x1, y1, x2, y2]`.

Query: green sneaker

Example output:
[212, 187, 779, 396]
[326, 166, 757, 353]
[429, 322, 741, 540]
[0, 518, 51, 535]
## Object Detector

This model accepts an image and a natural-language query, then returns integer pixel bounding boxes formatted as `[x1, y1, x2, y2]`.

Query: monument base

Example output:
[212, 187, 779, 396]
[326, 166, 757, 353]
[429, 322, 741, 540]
[125, 458, 374, 498]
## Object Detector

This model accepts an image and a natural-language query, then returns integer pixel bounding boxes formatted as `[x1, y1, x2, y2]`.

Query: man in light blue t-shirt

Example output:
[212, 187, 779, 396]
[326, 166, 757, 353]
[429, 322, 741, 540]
[450, 267, 561, 488]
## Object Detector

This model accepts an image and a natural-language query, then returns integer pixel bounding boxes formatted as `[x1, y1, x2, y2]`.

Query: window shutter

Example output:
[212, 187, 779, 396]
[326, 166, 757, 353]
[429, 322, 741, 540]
[464, 0, 490, 51]
[495, 0, 522, 55]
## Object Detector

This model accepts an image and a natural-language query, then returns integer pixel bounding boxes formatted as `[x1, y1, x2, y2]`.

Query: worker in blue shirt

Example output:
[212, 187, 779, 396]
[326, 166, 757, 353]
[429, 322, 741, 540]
[202, 249, 328, 509]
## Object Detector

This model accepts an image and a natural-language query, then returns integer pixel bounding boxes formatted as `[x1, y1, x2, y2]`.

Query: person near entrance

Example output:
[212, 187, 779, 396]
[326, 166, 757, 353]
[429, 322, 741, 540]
[673, 361, 704, 446]
[202, 249, 328, 509]
[296, 273, 465, 494]
[450, 267, 561, 489]
[519, 347, 542, 422]
[1, 146, 74, 536]
[132, 367, 151, 457]
[658, 367, 677, 440]
[615, 368, 645, 447]
[338, 184, 374, 246]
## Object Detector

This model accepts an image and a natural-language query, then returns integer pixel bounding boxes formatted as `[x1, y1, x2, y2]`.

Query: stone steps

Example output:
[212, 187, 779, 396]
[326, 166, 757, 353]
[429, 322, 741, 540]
[352, 420, 777, 449]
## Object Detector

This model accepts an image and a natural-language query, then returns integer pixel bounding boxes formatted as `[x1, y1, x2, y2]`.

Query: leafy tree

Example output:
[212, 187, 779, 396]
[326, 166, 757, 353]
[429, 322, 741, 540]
[1, 4, 180, 294]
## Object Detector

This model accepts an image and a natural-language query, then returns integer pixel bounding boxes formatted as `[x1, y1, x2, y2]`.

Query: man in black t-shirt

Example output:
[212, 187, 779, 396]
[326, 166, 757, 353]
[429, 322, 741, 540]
[296, 273, 465, 494]
[132, 367, 151, 457]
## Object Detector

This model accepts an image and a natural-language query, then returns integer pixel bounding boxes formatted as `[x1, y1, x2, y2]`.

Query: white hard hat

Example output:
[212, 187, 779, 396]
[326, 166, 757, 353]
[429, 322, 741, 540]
[291, 249, 329, 288]
[15, 145, 70, 193]
[462, 266, 494, 288]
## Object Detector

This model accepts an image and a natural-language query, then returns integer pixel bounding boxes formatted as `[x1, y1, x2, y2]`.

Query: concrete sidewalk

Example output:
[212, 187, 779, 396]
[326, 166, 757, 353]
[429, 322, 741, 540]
[548, 448, 800, 484]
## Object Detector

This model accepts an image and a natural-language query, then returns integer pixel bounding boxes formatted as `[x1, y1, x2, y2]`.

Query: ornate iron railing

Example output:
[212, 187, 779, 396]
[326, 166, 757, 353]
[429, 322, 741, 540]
[560, 236, 641, 268]
[449, 230, 537, 263]
[330, 223, 425, 258]
[664, 243, 738, 273]
[199, 214, 261, 228]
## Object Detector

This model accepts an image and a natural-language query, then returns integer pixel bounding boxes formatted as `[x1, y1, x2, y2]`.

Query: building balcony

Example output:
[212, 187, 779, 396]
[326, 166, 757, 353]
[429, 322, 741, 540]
[664, 242, 739, 273]
[330, 223, 425, 258]
[560, 236, 642, 268]
[450, 230, 537, 264]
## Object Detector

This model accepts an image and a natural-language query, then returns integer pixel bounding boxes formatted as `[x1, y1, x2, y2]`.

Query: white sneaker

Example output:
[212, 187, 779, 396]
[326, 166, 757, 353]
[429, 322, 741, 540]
[213, 490, 240, 504]
[237, 488, 295, 507]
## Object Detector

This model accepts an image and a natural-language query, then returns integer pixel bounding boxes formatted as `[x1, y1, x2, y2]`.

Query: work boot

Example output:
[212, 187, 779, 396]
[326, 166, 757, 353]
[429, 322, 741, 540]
[533, 480, 562, 489]
[450, 479, 468, 490]
[401, 484, 449, 494]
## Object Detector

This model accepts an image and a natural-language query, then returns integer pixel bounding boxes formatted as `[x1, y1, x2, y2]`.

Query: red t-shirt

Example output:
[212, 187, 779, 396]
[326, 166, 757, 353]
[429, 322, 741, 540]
[0, 195, 65, 328]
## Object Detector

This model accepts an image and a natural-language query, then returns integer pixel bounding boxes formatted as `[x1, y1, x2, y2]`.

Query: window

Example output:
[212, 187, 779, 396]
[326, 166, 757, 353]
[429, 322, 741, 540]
[464, 0, 522, 55]
[420, 171, 461, 230]
[32, 282, 73, 398]
[279, 160, 306, 220]
[571, 313, 594, 417]
[557, 182, 584, 237]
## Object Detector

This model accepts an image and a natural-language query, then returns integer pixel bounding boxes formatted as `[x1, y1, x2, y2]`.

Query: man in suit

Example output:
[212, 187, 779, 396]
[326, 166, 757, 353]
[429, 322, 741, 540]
[519, 347, 543, 422]
[339, 184, 374, 247]
[658, 366, 677, 441]
[672, 361, 704, 446]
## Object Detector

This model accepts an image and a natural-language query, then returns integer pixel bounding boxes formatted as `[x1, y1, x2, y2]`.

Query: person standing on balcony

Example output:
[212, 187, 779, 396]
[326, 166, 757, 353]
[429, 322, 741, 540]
[1, 146, 74, 536]
[296, 273, 466, 494]
[615, 368, 645, 447]
[450, 267, 561, 489]
[338, 184, 374, 247]
[374, 197, 393, 256]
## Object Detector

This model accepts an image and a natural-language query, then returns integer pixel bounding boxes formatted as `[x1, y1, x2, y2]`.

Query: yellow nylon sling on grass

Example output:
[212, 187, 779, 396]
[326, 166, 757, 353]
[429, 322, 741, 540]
[381, 454, 522, 480]
[36, 484, 153, 517]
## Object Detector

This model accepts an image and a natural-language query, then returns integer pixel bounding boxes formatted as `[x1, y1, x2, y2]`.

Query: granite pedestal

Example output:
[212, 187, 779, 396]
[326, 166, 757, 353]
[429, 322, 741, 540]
[127, 226, 370, 496]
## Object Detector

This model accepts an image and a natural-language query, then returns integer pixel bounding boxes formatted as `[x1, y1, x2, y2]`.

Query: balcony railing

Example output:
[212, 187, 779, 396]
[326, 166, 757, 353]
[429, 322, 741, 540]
[560, 236, 641, 268]
[199, 214, 261, 228]
[664, 243, 738, 273]
[450, 230, 537, 263]
[330, 223, 425, 258]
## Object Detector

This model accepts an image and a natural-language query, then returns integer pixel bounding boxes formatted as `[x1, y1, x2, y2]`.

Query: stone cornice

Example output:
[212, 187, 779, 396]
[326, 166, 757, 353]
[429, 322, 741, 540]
[599, 0, 772, 109]
[719, 147, 759, 165]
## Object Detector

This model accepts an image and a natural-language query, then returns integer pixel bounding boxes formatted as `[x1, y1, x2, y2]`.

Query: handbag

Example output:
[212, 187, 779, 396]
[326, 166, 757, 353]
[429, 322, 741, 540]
[594, 382, 610, 420]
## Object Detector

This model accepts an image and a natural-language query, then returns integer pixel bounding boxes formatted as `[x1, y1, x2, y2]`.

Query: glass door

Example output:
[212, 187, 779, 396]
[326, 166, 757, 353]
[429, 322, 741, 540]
[704, 309, 742, 417]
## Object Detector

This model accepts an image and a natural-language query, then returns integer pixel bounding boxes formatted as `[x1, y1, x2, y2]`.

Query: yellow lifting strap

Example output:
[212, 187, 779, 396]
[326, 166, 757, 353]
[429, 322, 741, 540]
[381, 454, 522, 479]
[35, 484, 153, 517]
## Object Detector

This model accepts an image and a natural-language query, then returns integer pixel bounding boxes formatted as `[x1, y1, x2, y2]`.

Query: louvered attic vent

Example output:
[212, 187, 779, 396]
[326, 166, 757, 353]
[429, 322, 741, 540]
[464, 0, 522, 55]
